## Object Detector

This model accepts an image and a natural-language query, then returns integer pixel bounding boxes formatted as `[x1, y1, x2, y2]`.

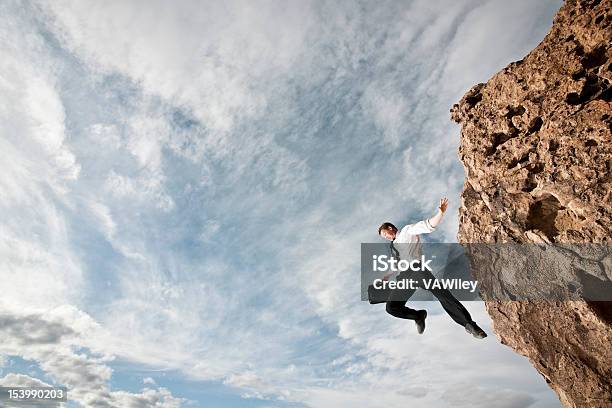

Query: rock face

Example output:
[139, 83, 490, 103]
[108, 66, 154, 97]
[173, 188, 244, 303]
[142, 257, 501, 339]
[451, 0, 611, 407]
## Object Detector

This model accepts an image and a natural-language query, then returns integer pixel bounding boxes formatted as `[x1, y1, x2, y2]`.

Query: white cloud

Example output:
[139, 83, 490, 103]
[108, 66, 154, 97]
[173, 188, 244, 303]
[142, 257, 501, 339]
[38, 0, 315, 132]
[143, 376, 156, 386]
[0, 372, 52, 388]
[361, 84, 409, 149]
[441, 384, 536, 408]
[0, 305, 185, 407]
[104, 170, 175, 212]
[0, 355, 9, 369]
[0, 9, 84, 310]
[87, 123, 122, 149]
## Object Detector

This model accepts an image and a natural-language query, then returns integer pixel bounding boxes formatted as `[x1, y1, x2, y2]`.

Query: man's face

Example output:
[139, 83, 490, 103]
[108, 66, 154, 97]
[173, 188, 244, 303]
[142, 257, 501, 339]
[380, 226, 396, 241]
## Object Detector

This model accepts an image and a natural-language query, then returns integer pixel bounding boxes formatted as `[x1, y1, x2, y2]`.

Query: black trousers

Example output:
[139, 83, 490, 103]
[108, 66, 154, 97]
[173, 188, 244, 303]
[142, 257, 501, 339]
[385, 270, 474, 327]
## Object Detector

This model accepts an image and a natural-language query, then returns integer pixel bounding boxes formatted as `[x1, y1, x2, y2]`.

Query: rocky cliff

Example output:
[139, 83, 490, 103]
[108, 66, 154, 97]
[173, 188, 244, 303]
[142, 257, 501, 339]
[451, 0, 611, 406]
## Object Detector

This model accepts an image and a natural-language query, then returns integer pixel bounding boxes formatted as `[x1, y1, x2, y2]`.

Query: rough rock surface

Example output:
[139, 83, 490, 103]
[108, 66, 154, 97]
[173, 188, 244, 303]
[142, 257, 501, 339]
[451, 0, 611, 406]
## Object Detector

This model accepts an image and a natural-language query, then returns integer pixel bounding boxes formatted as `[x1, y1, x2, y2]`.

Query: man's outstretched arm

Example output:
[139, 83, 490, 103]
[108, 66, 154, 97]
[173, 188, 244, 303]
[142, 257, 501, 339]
[427, 197, 448, 229]
[404, 197, 448, 235]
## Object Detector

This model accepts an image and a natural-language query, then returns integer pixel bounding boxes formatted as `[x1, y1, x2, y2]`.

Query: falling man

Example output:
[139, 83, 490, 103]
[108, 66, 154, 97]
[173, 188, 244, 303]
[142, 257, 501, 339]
[378, 197, 487, 339]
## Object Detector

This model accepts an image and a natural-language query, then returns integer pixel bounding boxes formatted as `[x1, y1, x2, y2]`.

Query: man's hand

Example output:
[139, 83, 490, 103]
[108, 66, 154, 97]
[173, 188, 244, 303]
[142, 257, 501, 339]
[438, 197, 449, 213]
[427, 197, 448, 229]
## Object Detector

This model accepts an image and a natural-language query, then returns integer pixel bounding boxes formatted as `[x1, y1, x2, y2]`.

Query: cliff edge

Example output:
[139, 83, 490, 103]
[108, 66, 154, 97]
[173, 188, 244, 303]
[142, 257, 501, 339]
[451, 0, 611, 406]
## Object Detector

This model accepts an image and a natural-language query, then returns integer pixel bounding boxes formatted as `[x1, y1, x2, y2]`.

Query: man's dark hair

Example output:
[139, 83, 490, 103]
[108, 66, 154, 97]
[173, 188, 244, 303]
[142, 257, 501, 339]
[378, 222, 397, 235]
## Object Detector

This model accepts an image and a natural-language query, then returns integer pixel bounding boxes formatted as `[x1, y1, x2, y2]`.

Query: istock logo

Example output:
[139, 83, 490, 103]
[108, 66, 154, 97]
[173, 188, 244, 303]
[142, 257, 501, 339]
[372, 254, 433, 272]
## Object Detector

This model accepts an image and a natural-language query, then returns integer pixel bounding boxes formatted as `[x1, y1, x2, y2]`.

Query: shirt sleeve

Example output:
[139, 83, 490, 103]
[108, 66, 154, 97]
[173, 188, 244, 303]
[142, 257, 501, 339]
[403, 219, 436, 235]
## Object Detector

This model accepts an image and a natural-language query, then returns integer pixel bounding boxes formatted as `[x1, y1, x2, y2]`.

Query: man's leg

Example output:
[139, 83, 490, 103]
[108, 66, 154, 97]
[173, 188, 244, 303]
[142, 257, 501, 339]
[411, 268, 486, 336]
[414, 270, 473, 327]
[385, 299, 427, 334]
[385, 299, 419, 320]
[384, 278, 427, 334]
[429, 287, 487, 338]
[429, 287, 472, 326]
[384, 272, 418, 319]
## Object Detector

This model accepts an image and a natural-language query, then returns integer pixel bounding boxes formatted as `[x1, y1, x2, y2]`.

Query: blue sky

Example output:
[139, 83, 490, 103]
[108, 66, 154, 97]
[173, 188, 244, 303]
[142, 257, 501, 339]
[0, 0, 563, 407]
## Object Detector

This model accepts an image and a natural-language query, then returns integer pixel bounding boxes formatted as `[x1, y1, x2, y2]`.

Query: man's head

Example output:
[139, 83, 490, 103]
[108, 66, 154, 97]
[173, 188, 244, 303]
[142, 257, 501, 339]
[378, 222, 398, 241]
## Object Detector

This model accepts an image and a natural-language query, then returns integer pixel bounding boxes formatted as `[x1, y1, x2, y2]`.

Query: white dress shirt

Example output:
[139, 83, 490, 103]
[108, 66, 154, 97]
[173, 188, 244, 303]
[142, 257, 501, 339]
[392, 219, 436, 266]
[394, 219, 436, 244]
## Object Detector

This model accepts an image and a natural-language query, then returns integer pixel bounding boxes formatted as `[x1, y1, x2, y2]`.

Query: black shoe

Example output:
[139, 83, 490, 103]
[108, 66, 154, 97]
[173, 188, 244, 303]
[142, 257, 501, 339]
[415, 310, 427, 334]
[465, 322, 487, 339]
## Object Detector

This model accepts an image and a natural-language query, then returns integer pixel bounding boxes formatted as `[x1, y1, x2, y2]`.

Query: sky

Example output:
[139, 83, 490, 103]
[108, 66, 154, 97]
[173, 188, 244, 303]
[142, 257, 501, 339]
[0, 0, 564, 407]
